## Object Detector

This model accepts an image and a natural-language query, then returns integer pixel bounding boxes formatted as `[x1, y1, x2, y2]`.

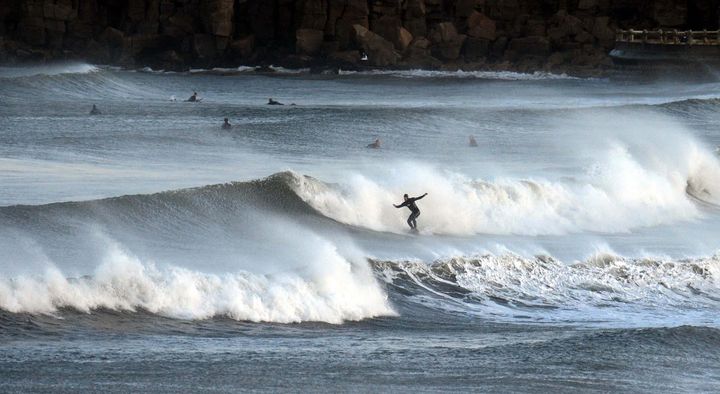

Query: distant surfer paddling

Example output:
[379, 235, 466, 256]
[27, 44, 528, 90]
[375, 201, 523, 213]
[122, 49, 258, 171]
[89, 104, 101, 115]
[222, 118, 232, 129]
[187, 91, 199, 102]
[267, 98, 284, 105]
[367, 138, 381, 149]
[394, 193, 428, 231]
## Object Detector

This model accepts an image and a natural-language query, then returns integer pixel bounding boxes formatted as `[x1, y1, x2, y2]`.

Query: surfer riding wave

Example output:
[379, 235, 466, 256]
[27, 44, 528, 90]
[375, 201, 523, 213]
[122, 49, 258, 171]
[394, 193, 428, 231]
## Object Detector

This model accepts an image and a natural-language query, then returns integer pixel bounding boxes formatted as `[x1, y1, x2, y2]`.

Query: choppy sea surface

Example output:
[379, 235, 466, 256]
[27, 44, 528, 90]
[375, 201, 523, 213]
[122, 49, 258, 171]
[1, 63, 720, 392]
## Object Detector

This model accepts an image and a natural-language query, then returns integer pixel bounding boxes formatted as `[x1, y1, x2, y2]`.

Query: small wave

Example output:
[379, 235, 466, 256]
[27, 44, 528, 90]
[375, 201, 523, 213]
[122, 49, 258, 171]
[0, 62, 99, 79]
[187, 65, 309, 75]
[337, 68, 579, 80]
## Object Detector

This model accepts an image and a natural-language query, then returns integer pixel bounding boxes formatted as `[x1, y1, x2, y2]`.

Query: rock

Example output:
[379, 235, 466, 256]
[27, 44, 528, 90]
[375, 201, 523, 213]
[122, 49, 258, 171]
[433, 35, 466, 60]
[455, 0, 482, 18]
[403, 18, 427, 38]
[404, 0, 425, 18]
[467, 12, 496, 40]
[403, 36, 432, 63]
[100, 27, 125, 48]
[577, 0, 598, 10]
[230, 35, 255, 58]
[320, 40, 340, 55]
[463, 37, 490, 61]
[193, 34, 216, 59]
[564, 14, 584, 36]
[67, 19, 94, 42]
[396, 27, 413, 51]
[44, 0, 77, 21]
[429, 22, 466, 60]
[524, 19, 546, 37]
[490, 0, 521, 21]
[127, 0, 146, 22]
[491, 36, 508, 58]
[545, 51, 569, 68]
[299, 0, 327, 30]
[328, 0, 368, 49]
[653, 0, 686, 27]
[85, 39, 111, 63]
[167, 15, 195, 34]
[547, 27, 565, 42]
[329, 50, 362, 64]
[508, 36, 550, 56]
[371, 15, 402, 47]
[570, 45, 611, 67]
[19, 17, 45, 46]
[352, 24, 399, 66]
[202, 0, 234, 37]
[592, 17, 615, 47]
[152, 49, 185, 70]
[430, 22, 458, 43]
[574, 30, 595, 44]
[296, 28, 324, 55]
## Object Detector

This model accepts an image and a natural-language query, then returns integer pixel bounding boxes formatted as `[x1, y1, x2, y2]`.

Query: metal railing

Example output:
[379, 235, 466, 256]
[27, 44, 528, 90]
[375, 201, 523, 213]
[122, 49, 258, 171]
[616, 29, 720, 45]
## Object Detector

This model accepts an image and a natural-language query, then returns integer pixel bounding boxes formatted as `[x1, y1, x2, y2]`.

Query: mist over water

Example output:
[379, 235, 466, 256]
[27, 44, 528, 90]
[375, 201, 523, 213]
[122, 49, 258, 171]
[2, 63, 720, 391]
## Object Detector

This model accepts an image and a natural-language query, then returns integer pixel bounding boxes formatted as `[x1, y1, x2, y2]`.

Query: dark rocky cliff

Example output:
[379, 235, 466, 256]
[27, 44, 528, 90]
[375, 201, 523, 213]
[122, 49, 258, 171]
[1, 0, 718, 76]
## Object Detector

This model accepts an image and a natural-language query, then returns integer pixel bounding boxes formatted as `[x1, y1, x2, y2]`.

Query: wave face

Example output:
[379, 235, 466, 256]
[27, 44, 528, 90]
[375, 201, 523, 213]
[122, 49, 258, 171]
[0, 62, 99, 79]
[0, 174, 396, 323]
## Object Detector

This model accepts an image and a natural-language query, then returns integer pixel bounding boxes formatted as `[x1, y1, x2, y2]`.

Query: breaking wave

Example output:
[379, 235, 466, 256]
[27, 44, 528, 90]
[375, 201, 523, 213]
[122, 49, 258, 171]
[293, 140, 720, 235]
[0, 235, 395, 324]
[374, 252, 720, 325]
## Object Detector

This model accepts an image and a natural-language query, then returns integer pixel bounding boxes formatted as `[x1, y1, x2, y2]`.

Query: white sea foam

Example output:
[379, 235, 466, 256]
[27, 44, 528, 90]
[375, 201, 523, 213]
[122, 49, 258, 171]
[0, 234, 395, 323]
[337, 69, 579, 80]
[378, 252, 720, 326]
[292, 135, 720, 236]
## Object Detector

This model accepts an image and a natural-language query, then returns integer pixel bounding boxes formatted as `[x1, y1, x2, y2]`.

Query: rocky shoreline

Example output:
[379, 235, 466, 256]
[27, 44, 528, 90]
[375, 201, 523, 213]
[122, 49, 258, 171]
[0, 1, 714, 78]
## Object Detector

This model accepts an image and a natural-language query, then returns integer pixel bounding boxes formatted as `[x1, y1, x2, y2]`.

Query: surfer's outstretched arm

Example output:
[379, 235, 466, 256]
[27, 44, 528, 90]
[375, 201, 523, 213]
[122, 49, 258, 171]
[414, 193, 428, 201]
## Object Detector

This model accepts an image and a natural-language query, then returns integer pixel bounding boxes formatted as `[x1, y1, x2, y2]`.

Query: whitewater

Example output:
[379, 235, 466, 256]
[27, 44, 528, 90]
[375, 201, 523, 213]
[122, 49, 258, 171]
[1, 63, 720, 392]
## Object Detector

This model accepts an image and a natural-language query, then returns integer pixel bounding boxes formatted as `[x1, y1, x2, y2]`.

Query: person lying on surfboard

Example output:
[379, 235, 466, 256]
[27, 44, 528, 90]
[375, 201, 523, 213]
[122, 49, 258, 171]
[393, 193, 428, 231]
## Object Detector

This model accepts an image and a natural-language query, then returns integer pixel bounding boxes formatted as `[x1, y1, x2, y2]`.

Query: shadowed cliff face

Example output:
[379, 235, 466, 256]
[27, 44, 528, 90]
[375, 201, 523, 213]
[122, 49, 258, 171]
[0, 0, 717, 75]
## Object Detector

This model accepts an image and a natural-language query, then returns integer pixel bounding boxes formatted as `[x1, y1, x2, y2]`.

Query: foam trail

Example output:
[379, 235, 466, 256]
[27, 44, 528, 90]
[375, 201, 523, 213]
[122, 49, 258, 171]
[375, 252, 720, 326]
[337, 69, 579, 80]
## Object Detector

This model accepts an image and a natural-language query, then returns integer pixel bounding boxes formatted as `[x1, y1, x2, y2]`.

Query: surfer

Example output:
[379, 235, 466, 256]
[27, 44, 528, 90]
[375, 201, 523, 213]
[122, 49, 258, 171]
[187, 91, 198, 102]
[469, 135, 478, 147]
[394, 193, 428, 230]
[367, 138, 381, 149]
[222, 118, 232, 129]
[89, 104, 101, 115]
[267, 98, 284, 105]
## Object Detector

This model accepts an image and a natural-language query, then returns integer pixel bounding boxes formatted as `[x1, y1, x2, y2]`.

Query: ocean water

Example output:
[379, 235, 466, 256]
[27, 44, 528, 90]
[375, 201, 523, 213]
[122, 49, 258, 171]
[1, 63, 720, 392]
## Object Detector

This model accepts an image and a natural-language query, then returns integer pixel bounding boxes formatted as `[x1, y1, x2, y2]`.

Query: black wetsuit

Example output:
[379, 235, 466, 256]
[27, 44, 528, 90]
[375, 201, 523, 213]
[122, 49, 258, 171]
[396, 194, 426, 229]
